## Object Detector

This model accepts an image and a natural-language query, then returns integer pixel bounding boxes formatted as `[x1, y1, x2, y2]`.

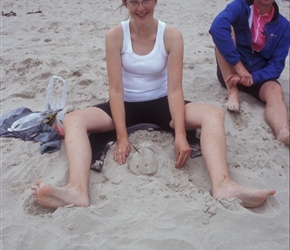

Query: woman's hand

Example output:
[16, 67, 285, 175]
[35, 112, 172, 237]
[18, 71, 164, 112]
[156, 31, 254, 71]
[113, 138, 131, 165]
[174, 137, 191, 169]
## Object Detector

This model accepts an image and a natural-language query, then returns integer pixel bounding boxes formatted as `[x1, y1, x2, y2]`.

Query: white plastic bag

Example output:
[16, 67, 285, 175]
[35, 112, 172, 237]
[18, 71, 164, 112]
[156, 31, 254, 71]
[45, 76, 67, 111]
[46, 76, 67, 136]
[8, 109, 59, 132]
[8, 112, 44, 132]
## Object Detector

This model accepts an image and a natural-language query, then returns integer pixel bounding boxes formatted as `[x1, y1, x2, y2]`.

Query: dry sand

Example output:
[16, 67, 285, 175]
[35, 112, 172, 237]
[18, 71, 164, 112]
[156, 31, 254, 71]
[1, 0, 289, 249]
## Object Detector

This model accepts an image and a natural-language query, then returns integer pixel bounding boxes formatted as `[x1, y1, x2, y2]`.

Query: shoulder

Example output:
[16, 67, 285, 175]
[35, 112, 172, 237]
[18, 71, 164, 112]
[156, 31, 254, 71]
[278, 14, 290, 28]
[105, 24, 124, 51]
[106, 24, 123, 42]
[163, 25, 183, 53]
[233, 0, 250, 7]
[164, 25, 183, 42]
[224, 0, 249, 13]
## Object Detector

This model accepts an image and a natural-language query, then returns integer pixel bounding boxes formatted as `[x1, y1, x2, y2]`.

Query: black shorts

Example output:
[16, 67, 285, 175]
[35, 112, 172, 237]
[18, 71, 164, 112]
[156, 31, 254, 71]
[216, 63, 280, 102]
[95, 96, 190, 131]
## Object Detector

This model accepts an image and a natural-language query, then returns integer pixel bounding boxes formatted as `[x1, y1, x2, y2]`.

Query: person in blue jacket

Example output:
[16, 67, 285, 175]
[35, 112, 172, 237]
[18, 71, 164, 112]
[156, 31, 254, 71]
[209, 0, 289, 145]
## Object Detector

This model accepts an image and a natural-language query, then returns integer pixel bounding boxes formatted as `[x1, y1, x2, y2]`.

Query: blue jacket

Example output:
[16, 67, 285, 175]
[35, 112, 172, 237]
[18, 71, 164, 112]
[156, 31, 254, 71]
[209, 0, 290, 86]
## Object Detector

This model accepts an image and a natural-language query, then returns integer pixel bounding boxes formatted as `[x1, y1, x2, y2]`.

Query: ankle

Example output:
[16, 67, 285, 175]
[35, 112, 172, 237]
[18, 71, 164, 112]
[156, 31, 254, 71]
[212, 176, 234, 198]
[276, 128, 289, 145]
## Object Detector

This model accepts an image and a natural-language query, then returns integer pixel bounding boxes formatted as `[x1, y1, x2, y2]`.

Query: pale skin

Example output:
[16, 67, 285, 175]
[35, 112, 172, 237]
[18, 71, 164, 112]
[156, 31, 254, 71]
[215, 0, 289, 145]
[31, 0, 275, 209]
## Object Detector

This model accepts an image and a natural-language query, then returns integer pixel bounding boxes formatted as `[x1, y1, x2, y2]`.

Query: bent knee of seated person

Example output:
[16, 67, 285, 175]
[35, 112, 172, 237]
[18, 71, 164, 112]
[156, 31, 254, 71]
[62, 109, 93, 129]
[199, 104, 225, 123]
[259, 80, 282, 102]
[200, 105, 225, 128]
[210, 105, 225, 119]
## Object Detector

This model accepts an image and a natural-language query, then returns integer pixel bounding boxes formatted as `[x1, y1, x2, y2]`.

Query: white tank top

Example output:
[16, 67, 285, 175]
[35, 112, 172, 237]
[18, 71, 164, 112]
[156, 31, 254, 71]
[121, 19, 168, 102]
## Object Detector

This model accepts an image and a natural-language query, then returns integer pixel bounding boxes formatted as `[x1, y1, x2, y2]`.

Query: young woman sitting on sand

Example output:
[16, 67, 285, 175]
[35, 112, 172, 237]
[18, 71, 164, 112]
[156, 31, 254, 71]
[31, 0, 275, 209]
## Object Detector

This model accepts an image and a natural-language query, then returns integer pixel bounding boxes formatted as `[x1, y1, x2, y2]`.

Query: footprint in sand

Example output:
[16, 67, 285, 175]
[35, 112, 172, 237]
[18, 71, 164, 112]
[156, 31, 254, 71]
[129, 142, 159, 176]
[227, 108, 252, 131]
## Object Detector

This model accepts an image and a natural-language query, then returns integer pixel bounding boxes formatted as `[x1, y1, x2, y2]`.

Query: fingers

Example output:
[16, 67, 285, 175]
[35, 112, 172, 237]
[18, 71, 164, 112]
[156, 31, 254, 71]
[175, 148, 191, 169]
[226, 65, 254, 87]
[227, 74, 253, 87]
[225, 74, 241, 87]
[230, 77, 240, 86]
[225, 74, 236, 83]
[240, 76, 253, 86]
[233, 65, 253, 86]
[113, 146, 130, 165]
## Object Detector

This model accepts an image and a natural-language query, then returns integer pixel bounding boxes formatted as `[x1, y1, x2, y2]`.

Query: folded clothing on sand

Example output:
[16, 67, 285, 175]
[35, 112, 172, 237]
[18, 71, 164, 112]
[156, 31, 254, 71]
[0, 107, 61, 154]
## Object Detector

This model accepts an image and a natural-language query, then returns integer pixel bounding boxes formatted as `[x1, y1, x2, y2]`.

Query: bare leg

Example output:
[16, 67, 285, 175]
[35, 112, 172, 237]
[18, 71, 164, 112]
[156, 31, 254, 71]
[259, 81, 289, 145]
[215, 47, 240, 112]
[31, 107, 115, 208]
[185, 103, 276, 208]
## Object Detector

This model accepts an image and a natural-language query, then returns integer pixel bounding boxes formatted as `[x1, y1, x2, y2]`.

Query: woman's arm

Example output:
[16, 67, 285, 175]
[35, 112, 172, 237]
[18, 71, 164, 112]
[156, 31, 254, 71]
[164, 25, 191, 168]
[106, 25, 131, 164]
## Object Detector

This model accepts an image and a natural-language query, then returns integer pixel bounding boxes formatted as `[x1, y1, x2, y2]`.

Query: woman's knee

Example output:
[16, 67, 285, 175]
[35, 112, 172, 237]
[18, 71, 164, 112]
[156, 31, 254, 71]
[186, 103, 225, 127]
[210, 106, 225, 120]
[63, 107, 115, 133]
[197, 105, 225, 129]
[62, 110, 85, 128]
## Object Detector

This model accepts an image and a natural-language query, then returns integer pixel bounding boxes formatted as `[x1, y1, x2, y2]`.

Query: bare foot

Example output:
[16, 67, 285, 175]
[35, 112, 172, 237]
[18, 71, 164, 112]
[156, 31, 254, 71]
[225, 91, 240, 112]
[31, 180, 90, 209]
[225, 100, 240, 112]
[224, 82, 240, 112]
[276, 128, 289, 146]
[212, 180, 276, 208]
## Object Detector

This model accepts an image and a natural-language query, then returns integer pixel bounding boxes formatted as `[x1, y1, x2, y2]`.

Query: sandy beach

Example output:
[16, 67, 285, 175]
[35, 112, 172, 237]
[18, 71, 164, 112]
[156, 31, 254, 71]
[1, 0, 289, 249]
